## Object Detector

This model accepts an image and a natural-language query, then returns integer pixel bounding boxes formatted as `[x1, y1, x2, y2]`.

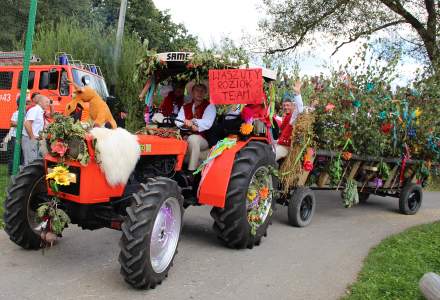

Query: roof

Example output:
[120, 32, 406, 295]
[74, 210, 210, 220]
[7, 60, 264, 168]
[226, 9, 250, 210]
[155, 52, 277, 81]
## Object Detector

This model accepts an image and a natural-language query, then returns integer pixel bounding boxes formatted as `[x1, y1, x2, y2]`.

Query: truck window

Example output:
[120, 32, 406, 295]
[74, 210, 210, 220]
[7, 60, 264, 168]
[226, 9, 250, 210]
[72, 68, 109, 99]
[18, 71, 35, 89]
[0, 71, 13, 90]
[39, 71, 59, 90]
[59, 70, 69, 96]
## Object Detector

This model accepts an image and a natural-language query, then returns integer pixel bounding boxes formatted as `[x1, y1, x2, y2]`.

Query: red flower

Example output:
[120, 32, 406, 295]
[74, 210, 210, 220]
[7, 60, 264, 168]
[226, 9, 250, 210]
[51, 140, 68, 157]
[325, 103, 336, 112]
[381, 123, 393, 134]
[342, 151, 352, 160]
[344, 122, 350, 129]
[303, 160, 313, 172]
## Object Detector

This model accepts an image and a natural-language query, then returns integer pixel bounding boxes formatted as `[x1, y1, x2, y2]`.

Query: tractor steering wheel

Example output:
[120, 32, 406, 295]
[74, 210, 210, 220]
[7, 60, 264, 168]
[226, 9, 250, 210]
[162, 117, 190, 132]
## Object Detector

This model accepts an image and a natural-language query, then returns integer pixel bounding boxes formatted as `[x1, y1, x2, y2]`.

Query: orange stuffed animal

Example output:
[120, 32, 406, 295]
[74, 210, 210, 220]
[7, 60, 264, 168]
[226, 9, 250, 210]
[65, 83, 117, 129]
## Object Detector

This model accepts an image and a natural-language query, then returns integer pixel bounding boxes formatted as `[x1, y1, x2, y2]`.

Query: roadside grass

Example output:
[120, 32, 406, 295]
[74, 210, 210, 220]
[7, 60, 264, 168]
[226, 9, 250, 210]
[0, 164, 8, 228]
[427, 175, 440, 191]
[344, 222, 440, 300]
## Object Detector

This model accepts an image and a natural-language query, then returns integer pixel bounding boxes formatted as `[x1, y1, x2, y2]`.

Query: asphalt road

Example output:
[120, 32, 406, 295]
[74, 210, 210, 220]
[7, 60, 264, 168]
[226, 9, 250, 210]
[0, 191, 439, 300]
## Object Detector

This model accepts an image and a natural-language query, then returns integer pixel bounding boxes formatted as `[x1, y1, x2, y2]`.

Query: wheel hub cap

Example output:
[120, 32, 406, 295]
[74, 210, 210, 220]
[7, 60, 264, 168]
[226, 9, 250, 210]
[150, 197, 181, 274]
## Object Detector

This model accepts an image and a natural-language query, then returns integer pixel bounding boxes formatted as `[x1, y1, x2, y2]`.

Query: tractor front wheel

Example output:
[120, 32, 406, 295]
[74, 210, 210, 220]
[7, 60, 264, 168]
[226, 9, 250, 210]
[4, 159, 48, 249]
[119, 177, 183, 289]
[211, 141, 276, 249]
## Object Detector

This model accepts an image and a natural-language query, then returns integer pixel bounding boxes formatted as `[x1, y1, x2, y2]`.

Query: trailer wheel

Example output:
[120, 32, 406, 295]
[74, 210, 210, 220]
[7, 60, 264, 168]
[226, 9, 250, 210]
[119, 177, 183, 289]
[288, 187, 316, 227]
[359, 192, 370, 204]
[399, 183, 422, 215]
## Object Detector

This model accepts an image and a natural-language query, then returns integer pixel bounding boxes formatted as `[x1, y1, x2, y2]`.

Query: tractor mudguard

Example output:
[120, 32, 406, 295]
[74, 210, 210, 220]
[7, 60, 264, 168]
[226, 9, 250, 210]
[197, 137, 269, 208]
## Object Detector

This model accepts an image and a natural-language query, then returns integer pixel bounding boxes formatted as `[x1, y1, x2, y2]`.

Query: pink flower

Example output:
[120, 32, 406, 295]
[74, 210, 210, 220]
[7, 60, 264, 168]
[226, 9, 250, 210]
[51, 141, 68, 157]
[325, 103, 336, 112]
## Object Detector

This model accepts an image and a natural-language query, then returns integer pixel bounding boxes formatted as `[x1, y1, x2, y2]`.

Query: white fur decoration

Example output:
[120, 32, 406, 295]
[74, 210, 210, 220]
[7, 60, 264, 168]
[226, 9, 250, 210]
[90, 127, 140, 187]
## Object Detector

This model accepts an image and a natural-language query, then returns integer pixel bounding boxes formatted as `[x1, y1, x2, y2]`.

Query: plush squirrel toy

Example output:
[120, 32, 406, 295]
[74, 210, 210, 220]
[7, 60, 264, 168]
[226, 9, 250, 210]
[65, 83, 117, 129]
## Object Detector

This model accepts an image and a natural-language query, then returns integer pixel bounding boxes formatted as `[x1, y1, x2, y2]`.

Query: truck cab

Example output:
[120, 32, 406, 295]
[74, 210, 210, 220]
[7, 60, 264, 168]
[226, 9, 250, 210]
[0, 52, 111, 145]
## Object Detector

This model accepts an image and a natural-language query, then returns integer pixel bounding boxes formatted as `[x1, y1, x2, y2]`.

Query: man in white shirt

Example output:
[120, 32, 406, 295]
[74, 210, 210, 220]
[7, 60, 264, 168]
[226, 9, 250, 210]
[176, 83, 216, 172]
[22, 95, 50, 166]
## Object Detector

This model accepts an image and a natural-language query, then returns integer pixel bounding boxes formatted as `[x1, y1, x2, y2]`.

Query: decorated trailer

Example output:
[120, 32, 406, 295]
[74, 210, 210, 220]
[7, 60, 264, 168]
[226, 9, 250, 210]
[278, 146, 427, 227]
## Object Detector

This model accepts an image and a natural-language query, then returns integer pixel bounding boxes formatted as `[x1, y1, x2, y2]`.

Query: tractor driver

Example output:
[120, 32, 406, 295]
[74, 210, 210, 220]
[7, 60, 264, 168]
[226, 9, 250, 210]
[176, 83, 216, 173]
[275, 81, 304, 161]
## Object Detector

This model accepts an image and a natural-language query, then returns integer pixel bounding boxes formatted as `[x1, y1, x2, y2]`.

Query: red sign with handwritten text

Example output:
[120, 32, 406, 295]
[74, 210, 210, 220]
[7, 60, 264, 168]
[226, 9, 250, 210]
[208, 68, 264, 104]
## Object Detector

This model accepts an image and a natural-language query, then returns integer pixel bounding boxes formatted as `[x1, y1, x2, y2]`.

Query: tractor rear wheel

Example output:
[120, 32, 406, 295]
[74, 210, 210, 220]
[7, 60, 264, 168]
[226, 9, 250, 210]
[210, 141, 276, 249]
[4, 159, 48, 249]
[119, 177, 183, 289]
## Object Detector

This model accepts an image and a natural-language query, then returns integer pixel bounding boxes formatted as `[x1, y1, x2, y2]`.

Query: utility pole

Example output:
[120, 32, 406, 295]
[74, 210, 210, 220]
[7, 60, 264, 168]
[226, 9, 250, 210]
[114, 0, 128, 73]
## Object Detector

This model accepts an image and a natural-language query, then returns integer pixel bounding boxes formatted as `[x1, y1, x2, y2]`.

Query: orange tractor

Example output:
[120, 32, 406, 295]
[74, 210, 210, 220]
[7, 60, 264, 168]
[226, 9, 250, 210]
[4, 53, 278, 289]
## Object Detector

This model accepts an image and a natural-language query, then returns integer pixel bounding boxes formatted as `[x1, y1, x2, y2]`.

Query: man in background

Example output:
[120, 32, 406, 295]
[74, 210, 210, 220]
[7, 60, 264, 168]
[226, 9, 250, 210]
[22, 95, 50, 165]
[275, 81, 304, 161]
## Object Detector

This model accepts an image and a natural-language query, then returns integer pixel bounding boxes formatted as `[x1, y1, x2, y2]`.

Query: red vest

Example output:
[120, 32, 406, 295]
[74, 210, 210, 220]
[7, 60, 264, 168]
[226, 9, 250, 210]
[183, 101, 210, 120]
[159, 92, 184, 117]
[278, 113, 293, 146]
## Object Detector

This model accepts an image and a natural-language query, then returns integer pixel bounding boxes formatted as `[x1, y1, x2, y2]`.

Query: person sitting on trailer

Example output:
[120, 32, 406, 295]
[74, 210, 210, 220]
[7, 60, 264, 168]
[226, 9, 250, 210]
[175, 83, 216, 173]
[275, 81, 304, 161]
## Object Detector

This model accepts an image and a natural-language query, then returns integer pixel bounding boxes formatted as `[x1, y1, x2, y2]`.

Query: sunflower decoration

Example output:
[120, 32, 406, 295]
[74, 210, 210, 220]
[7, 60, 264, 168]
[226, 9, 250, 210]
[240, 123, 254, 135]
[46, 165, 74, 186]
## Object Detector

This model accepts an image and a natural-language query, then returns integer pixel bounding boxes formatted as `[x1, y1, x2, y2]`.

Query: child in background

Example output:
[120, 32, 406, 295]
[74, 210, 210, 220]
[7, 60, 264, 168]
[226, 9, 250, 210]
[7, 99, 20, 175]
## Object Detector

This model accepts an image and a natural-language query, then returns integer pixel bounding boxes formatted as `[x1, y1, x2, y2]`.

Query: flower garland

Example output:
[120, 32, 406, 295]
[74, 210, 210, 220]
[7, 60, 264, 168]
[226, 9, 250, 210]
[37, 165, 73, 247]
[247, 167, 274, 236]
[342, 179, 359, 208]
[135, 50, 248, 84]
[38, 114, 89, 247]
[42, 114, 90, 165]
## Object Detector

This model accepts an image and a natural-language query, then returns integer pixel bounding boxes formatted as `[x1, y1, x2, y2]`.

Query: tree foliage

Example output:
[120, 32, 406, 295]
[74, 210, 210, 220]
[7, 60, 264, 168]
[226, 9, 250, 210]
[33, 20, 145, 131]
[91, 0, 198, 51]
[0, 0, 92, 50]
[259, 0, 440, 69]
[1, 0, 197, 53]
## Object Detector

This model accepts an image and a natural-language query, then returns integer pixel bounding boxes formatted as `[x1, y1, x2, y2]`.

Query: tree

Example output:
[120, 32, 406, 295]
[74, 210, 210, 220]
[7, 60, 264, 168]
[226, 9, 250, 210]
[259, 0, 440, 69]
[33, 20, 146, 131]
[0, 0, 92, 50]
[92, 0, 198, 51]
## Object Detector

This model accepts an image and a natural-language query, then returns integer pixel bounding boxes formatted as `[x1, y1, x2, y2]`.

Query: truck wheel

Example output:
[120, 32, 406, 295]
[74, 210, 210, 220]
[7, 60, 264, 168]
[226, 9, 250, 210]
[210, 141, 276, 249]
[119, 177, 183, 289]
[4, 159, 47, 249]
[288, 187, 316, 227]
[399, 183, 422, 215]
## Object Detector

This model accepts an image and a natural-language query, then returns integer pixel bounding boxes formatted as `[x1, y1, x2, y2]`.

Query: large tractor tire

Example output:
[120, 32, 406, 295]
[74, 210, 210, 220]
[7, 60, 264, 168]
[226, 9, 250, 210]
[210, 141, 276, 249]
[399, 183, 423, 215]
[4, 159, 47, 249]
[119, 177, 183, 289]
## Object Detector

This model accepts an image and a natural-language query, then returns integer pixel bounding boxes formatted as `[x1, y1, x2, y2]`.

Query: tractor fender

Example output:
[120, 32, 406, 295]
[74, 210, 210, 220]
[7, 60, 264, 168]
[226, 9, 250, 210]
[197, 137, 269, 208]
